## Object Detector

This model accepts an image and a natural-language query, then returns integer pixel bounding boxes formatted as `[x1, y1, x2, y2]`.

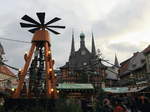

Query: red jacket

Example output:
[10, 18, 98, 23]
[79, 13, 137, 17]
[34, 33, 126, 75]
[113, 105, 127, 112]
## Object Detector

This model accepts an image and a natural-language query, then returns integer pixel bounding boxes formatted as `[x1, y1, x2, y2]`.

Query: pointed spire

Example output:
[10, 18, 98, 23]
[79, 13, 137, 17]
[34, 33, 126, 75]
[114, 54, 119, 67]
[70, 30, 75, 56]
[91, 32, 96, 56]
[0, 42, 5, 55]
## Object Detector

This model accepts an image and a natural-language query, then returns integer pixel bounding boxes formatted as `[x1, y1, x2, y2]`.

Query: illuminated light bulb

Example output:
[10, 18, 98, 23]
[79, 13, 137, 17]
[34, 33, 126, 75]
[25, 52, 28, 54]
[49, 68, 52, 72]
[11, 88, 15, 91]
[48, 51, 51, 54]
[19, 69, 22, 72]
[51, 88, 54, 92]
[57, 90, 59, 93]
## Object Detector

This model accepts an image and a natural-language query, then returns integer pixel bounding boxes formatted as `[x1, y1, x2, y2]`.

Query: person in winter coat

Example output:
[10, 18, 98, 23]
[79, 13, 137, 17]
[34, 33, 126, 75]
[113, 101, 127, 112]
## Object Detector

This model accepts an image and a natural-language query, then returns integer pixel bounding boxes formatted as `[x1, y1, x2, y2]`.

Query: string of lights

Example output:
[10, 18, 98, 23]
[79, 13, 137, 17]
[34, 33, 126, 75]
[0, 36, 118, 75]
[101, 59, 120, 68]
[0, 37, 30, 43]
[0, 37, 29, 70]
[67, 58, 118, 75]
[1, 62, 19, 71]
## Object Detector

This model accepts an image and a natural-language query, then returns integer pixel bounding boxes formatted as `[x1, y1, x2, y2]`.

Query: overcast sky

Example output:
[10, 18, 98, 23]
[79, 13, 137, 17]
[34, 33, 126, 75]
[0, 0, 150, 73]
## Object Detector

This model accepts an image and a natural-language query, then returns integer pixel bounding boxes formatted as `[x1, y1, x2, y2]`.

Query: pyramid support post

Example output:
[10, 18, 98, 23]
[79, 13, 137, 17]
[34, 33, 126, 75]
[13, 43, 36, 98]
[44, 42, 52, 97]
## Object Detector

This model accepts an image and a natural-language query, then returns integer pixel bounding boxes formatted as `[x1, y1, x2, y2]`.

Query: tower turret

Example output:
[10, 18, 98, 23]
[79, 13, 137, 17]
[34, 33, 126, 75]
[80, 32, 85, 48]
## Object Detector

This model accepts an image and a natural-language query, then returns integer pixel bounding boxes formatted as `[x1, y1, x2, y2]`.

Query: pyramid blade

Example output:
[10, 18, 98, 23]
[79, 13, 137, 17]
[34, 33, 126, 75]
[46, 28, 60, 35]
[36, 12, 45, 25]
[20, 22, 38, 28]
[48, 25, 65, 29]
[45, 17, 61, 25]
[22, 15, 40, 25]
[28, 27, 41, 33]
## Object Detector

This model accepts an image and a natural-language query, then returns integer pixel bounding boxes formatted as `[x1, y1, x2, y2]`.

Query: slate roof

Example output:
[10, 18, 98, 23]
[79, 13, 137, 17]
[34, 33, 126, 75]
[119, 52, 146, 77]
[69, 47, 92, 69]
[143, 45, 150, 54]
[106, 67, 118, 80]
[119, 59, 130, 76]
[128, 52, 145, 71]
[60, 32, 99, 70]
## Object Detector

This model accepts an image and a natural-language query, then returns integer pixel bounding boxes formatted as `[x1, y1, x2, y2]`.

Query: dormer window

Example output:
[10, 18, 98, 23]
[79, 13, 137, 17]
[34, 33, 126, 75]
[141, 59, 145, 63]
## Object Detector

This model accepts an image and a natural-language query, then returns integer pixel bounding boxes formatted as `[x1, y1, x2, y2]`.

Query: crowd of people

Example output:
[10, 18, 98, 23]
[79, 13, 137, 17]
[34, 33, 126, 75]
[99, 94, 150, 112]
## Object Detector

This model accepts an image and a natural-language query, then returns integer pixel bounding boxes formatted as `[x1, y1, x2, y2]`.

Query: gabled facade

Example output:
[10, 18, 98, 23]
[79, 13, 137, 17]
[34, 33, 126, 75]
[59, 32, 106, 88]
[59, 32, 119, 88]
[68, 32, 98, 70]
[143, 45, 150, 74]
[0, 65, 17, 89]
[119, 45, 150, 87]
[105, 55, 119, 87]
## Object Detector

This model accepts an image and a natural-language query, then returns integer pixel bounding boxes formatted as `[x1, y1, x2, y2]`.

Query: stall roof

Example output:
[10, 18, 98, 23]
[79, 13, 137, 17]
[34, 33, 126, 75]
[57, 83, 94, 90]
[103, 86, 149, 93]
[103, 87, 129, 93]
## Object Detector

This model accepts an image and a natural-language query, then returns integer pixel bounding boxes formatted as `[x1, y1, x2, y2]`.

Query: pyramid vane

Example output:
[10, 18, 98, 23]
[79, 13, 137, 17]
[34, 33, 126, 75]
[20, 12, 65, 34]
